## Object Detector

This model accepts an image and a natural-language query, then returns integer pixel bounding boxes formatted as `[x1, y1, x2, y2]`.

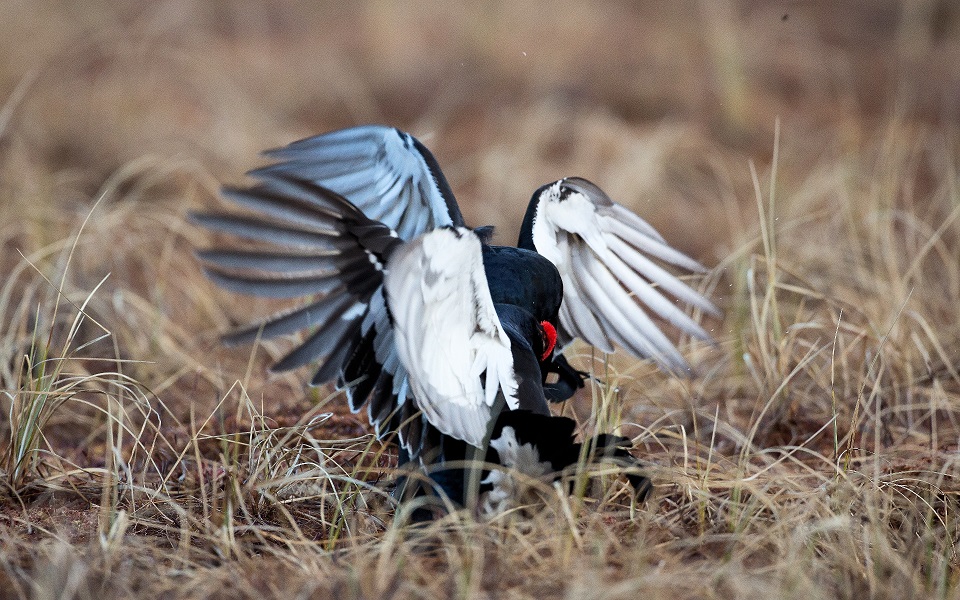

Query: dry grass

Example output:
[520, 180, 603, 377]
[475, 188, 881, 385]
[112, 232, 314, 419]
[2, 1, 960, 598]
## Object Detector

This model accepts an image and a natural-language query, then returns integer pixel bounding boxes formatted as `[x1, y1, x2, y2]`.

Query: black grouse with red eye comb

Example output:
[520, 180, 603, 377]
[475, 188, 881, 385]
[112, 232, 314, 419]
[192, 125, 717, 516]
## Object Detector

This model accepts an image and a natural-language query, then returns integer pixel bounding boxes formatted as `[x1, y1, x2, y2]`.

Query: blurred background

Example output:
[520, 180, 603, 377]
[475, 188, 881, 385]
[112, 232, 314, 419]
[6, 1, 959, 236]
[2, 0, 959, 433]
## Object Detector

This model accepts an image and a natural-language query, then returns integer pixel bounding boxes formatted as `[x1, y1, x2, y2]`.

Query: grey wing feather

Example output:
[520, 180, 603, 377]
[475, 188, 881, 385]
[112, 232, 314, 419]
[251, 125, 465, 238]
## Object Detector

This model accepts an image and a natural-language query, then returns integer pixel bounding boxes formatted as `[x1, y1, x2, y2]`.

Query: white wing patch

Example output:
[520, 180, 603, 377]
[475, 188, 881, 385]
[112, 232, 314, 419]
[384, 228, 518, 447]
[531, 178, 718, 373]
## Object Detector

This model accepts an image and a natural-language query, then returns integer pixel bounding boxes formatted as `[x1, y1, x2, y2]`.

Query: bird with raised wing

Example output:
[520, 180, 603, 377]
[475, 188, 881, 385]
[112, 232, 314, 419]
[192, 125, 717, 515]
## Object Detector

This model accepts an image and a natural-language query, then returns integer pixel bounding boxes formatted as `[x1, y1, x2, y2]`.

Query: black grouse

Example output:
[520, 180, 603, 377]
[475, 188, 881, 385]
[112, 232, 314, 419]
[191, 125, 717, 515]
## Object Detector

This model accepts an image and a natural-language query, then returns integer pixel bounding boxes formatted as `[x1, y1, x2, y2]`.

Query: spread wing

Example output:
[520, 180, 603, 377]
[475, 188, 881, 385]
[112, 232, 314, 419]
[192, 169, 427, 453]
[384, 227, 519, 447]
[190, 172, 402, 385]
[250, 125, 465, 240]
[519, 177, 719, 374]
[196, 125, 471, 455]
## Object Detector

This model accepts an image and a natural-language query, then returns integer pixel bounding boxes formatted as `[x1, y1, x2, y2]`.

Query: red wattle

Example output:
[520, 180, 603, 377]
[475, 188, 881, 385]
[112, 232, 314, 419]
[540, 320, 557, 361]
